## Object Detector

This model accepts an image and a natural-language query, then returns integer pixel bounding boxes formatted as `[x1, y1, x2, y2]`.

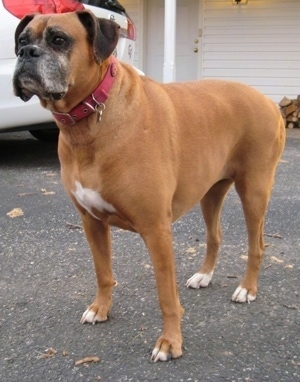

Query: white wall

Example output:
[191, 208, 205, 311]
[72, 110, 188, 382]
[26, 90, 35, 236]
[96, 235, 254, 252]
[202, 0, 300, 102]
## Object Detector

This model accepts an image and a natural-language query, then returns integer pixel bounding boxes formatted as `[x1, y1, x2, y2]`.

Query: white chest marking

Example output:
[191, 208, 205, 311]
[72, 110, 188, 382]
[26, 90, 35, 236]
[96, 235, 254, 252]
[72, 181, 116, 219]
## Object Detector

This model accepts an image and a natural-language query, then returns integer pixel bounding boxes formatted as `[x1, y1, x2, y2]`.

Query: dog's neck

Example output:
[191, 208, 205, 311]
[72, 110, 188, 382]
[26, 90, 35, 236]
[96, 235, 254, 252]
[51, 56, 118, 126]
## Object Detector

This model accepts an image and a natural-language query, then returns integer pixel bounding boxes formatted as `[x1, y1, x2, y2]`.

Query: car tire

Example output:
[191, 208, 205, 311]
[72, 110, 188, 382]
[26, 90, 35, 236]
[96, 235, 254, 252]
[29, 127, 59, 142]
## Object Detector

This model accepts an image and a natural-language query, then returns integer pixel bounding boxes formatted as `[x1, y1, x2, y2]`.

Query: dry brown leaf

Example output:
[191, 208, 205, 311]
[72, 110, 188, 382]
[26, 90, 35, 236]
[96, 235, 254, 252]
[75, 356, 100, 366]
[221, 351, 233, 357]
[7, 208, 24, 218]
[45, 172, 57, 177]
[270, 256, 284, 264]
[186, 247, 196, 254]
[18, 192, 38, 197]
[264, 232, 283, 239]
[66, 222, 83, 230]
[37, 348, 57, 359]
[284, 264, 294, 269]
[41, 188, 55, 196]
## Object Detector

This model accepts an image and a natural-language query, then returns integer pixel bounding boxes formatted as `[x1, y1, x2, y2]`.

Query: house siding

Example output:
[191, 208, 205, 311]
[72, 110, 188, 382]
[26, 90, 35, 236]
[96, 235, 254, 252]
[202, 0, 300, 102]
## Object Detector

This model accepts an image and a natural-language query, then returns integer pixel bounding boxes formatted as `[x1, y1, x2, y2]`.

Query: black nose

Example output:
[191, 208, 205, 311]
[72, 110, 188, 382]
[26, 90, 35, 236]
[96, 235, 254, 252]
[18, 45, 43, 59]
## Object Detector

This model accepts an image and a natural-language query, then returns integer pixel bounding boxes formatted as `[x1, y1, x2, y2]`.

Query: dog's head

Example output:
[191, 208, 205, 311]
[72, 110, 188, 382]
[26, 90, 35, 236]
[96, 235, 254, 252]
[13, 11, 120, 102]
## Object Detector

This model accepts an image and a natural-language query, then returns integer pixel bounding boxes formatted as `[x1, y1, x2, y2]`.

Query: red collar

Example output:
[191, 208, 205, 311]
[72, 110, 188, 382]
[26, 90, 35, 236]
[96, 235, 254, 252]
[52, 56, 117, 125]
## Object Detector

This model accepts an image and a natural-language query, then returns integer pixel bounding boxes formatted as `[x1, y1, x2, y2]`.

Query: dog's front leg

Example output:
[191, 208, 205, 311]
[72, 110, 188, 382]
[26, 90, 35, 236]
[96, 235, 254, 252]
[142, 225, 184, 362]
[79, 213, 115, 324]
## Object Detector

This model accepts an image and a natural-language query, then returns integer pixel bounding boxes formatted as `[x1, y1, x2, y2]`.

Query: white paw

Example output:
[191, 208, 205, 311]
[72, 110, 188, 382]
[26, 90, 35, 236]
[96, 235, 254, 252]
[151, 347, 169, 362]
[80, 308, 108, 324]
[231, 286, 256, 303]
[186, 271, 213, 289]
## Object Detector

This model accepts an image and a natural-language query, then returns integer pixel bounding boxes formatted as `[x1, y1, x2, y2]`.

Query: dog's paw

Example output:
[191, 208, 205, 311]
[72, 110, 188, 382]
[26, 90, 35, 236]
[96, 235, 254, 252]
[151, 336, 182, 362]
[231, 286, 256, 303]
[186, 271, 213, 288]
[80, 307, 109, 324]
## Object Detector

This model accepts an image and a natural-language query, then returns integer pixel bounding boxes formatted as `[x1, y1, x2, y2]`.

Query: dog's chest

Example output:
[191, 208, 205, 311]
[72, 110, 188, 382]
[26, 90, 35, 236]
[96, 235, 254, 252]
[72, 181, 116, 219]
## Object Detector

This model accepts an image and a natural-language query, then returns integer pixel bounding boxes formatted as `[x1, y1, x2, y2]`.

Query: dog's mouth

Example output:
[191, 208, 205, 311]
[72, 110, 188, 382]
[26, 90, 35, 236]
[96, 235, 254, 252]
[13, 56, 69, 102]
[46, 91, 66, 101]
[16, 84, 66, 102]
[14, 75, 67, 102]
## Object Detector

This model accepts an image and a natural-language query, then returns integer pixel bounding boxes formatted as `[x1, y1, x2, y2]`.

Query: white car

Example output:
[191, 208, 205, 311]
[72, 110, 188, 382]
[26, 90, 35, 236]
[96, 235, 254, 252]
[0, 0, 136, 141]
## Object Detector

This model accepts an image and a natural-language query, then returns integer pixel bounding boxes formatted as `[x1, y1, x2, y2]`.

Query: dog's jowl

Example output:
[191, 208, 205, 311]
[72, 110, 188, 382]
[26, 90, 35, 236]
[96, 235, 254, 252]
[13, 10, 286, 362]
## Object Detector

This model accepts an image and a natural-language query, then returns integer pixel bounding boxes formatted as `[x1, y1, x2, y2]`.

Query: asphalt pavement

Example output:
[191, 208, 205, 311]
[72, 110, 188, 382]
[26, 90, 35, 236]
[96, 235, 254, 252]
[0, 129, 299, 382]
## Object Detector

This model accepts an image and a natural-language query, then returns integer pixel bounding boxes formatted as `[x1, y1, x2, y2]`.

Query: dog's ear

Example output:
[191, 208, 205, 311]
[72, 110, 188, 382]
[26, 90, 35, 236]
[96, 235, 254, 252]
[14, 14, 35, 55]
[77, 10, 120, 63]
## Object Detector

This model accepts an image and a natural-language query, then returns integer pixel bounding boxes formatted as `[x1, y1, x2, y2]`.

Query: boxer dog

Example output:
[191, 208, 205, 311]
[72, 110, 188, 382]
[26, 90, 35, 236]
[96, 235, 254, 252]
[13, 10, 285, 361]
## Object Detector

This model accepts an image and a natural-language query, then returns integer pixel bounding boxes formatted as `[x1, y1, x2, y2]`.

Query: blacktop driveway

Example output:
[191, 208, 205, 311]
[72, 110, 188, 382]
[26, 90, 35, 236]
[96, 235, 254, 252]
[0, 129, 299, 382]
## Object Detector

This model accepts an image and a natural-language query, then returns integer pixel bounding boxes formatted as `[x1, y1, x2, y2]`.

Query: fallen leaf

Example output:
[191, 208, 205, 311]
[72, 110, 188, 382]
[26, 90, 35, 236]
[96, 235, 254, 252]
[270, 256, 284, 264]
[186, 247, 196, 254]
[264, 232, 283, 239]
[75, 356, 100, 366]
[45, 172, 57, 177]
[7, 208, 24, 218]
[37, 348, 57, 359]
[284, 264, 294, 269]
[221, 351, 233, 357]
[282, 304, 297, 310]
[66, 222, 83, 230]
[41, 189, 55, 196]
[18, 192, 38, 197]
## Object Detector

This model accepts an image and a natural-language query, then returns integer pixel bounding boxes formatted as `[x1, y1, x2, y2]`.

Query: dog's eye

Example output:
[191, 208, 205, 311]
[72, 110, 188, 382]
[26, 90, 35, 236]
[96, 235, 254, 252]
[53, 36, 65, 46]
[46, 29, 73, 50]
[18, 37, 27, 46]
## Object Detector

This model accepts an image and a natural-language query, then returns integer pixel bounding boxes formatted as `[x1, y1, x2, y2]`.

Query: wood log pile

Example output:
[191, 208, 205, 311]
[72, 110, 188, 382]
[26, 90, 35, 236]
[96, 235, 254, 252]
[279, 96, 300, 129]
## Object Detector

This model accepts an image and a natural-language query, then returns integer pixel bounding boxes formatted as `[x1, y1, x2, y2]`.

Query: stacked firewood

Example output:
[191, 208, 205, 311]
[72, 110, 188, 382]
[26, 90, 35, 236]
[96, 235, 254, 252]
[279, 96, 300, 129]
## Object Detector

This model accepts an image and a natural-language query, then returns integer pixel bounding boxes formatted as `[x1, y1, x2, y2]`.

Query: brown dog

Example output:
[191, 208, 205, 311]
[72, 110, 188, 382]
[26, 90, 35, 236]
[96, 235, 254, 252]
[13, 10, 285, 361]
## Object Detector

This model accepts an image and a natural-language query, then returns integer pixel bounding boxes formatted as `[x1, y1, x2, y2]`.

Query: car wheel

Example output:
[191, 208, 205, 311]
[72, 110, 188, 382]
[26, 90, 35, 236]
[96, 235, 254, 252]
[29, 127, 59, 142]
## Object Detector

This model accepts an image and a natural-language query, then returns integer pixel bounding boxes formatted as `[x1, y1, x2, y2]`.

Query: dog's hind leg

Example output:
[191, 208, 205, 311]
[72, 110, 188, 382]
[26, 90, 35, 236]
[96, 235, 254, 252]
[79, 214, 115, 324]
[186, 179, 233, 289]
[231, 174, 273, 303]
